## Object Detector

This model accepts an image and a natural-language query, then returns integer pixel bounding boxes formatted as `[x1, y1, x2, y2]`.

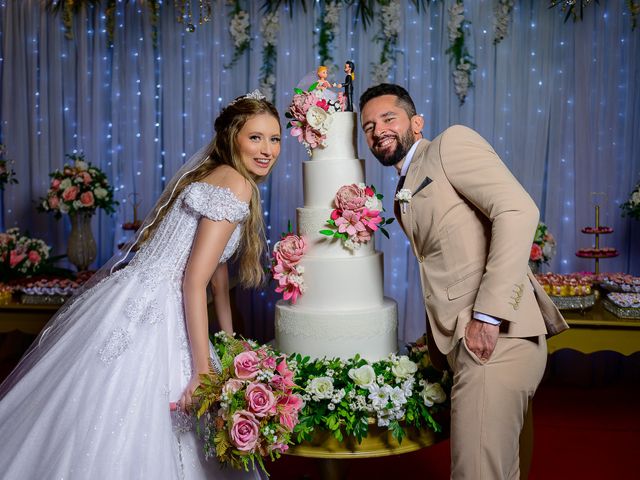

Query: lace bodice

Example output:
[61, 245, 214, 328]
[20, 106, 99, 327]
[127, 182, 249, 285]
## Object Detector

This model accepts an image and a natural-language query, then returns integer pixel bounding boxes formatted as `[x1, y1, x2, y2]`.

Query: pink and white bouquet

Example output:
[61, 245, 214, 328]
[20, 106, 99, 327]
[0, 227, 51, 282]
[285, 83, 346, 155]
[271, 229, 307, 304]
[320, 183, 394, 251]
[38, 153, 117, 219]
[530, 221, 556, 268]
[195, 333, 303, 473]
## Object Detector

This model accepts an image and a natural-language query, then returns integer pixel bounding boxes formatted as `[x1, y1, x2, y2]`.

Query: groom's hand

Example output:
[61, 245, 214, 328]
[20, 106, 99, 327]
[464, 319, 499, 362]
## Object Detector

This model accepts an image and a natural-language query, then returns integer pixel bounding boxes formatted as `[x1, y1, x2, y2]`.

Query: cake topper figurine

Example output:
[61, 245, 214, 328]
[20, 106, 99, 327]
[333, 61, 355, 112]
[315, 65, 331, 91]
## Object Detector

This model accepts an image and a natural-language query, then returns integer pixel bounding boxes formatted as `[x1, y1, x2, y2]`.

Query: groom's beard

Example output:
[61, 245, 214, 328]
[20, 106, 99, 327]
[371, 128, 415, 167]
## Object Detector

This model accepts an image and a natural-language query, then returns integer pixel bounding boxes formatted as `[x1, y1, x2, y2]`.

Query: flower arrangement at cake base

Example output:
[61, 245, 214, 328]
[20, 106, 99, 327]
[320, 183, 394, 251]
[193, 333, 303, 474]
[290, 335, 450, 447]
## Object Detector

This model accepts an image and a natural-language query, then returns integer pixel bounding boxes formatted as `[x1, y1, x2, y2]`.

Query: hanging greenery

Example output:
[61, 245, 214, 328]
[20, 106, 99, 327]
[493, 0, 514, 45]
[259, 10, 280, 102]
[317, 0, 342, 66]
[371, 0, 401, 85]
[446, 0, 476, 105]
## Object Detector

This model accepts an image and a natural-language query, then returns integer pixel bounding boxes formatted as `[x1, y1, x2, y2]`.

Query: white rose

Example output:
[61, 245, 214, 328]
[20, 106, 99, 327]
[307, 377, 334, 399]
[365, 195, 383, 211]
[542, 242, 555, 260]
[94, 187, 108, 200]
[306, 105, 333, 134]
[348, 365, 376, 389]
[73, 200, 83, 209]
[60, 178, 72, 190]
[391, 356, 418, 379]
[421, 382, 446, 407]
[75, 160, 88, 171]
[632, 191, 640, 205]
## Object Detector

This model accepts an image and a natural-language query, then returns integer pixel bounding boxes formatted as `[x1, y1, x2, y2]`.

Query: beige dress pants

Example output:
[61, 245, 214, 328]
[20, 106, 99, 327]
[446, 335, 547, 480]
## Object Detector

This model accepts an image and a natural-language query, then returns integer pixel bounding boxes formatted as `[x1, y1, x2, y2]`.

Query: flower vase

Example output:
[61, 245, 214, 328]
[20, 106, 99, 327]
[67, 211, 96, 271]
[528, 260, 540, 274]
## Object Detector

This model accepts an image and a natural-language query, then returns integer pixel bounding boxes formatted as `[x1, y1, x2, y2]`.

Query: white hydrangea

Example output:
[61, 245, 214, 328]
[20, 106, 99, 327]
[325, 1, 341, 34]
[260, 11, 279, 47]
[380, 0, 401, 39]
[230, 11, 250, 48]
[371, 59, 393, 86]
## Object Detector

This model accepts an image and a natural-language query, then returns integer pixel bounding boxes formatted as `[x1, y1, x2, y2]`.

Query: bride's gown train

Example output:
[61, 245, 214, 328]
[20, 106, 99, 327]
[0, 182, 261, 479]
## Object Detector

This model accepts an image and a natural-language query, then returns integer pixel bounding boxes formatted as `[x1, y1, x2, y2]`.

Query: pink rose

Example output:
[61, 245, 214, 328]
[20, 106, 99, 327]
[48, 195, 60, 209]
[530, 243, 543, 262]
[27, 250, 41, 265]
[233, 351, 260, 380]
[278, 410, 299, 431]
[229, 410, 260, 452]
[245, 382, 276, 418]
[81, 172, 92, 184]
[62, 186, 79, 201]
[51, 178, 61, 190]
[274, 234, 306, 268]
[222, 379, 244, 397]
[9, 250, 26, 268]
[262, 356, 277, 370]
[0, 233, 10, 246]
[80, 191, 95, 207]
[334, 184, 367, 211]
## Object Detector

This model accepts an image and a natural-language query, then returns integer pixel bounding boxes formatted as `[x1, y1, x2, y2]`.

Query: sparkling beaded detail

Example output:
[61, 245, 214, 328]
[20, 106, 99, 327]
[182, 182, 249, 224]
[98, 328, 132, 364]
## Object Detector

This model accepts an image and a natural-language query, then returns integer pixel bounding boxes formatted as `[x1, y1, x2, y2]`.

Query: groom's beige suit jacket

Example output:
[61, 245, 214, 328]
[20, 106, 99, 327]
[395, 125, 568, 355]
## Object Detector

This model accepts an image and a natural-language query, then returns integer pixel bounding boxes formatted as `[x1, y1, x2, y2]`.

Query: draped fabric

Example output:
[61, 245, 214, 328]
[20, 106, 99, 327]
[1, 0, 638, 344]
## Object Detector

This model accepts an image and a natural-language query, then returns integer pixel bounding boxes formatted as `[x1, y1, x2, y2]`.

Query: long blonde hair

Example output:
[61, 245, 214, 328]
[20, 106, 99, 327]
[142, 97, 280, 288]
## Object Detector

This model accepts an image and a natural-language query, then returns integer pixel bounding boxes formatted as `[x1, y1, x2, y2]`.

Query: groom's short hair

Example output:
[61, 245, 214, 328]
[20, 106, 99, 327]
[359, 83, 417, 118]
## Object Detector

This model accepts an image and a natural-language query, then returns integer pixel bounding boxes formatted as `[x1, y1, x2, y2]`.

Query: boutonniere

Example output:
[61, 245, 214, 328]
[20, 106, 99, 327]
[395, 188, 412, 214]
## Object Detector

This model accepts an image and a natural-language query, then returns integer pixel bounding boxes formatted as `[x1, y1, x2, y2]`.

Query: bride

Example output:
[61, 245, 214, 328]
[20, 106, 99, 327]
[0, 92, 281, 479]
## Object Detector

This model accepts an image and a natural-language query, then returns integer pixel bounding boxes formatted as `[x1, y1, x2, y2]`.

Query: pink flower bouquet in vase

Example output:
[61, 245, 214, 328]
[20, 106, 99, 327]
[529, 221, 556, 274]
[194, 333, 303, 474]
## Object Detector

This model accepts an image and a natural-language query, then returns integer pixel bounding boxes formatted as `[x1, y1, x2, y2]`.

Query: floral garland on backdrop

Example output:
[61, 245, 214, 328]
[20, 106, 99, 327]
[317, 1, 342, 67]
[493, 0, 515, 45]
[371, 0, 402, 85]
[259, 10, 280, 102]
[446, 0, 476, 105]
[226, 1, 251, 69]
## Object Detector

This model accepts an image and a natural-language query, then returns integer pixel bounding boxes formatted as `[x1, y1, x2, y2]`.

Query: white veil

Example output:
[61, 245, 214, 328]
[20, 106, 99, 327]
[0, 142, 213, 398]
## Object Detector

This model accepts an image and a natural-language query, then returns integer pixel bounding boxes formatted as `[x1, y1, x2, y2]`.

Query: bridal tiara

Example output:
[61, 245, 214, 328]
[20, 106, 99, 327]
[229, 89, 267, 106]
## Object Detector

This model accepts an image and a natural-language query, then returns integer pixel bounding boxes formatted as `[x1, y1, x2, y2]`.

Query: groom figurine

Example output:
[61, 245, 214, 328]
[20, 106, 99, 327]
[359, 84, 567, 479]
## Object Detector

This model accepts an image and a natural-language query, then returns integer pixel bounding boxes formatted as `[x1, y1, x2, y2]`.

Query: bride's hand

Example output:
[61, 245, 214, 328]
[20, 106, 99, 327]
[177, 375, 201, 413]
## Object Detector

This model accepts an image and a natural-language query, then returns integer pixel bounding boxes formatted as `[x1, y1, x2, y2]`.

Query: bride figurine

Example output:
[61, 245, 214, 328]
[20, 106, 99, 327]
[0, 92, 281, 479]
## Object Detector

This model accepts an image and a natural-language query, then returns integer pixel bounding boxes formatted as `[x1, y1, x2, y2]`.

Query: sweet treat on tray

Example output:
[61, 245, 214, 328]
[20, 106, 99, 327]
[581, 226, 613, 234]
[14, 272, 93, 297]
[607, 292, 640, 309]
[575, 247, 618, 258]
[599, 273, 640, 293]
[534, 273, 593, 296]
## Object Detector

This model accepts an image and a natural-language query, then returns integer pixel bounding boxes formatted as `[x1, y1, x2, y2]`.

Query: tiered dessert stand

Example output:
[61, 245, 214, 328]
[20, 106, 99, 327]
[575, 204, 618, 274]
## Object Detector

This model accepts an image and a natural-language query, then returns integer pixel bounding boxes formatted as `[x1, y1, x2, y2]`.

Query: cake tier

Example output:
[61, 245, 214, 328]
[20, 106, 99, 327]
[295, 252, 384, 310]
[275, 298, 397, 361]
[298, 207, 374, 258]
[303, 159, 365, 208]
[311, 112, 358, 161]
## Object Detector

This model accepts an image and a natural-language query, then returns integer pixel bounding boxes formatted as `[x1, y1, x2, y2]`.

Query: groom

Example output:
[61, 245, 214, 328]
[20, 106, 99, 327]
[359, 84, 567, 479]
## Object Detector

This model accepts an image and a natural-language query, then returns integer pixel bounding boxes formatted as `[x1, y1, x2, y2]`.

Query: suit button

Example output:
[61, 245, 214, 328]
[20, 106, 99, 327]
[419, 255, 424, 263]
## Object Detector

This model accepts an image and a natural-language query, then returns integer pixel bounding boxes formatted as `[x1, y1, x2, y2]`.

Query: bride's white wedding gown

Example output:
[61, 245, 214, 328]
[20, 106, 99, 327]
[0, 182, 261, 480]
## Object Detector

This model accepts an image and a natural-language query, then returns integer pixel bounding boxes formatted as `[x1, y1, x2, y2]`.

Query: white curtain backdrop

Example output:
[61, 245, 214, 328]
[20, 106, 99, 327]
[1, 0, 639, 343]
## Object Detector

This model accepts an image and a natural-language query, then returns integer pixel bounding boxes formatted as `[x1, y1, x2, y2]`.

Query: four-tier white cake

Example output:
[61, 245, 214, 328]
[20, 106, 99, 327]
[274, 112, 398, 361]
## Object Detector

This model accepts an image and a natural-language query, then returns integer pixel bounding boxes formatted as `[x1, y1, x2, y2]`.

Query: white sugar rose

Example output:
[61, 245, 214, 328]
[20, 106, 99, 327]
[391, 356, 418, 379]
[421, 381, 446, 407]
[307, 376, 334, 399]
[94, 187, 108, 200]
[306, 105, 333, 134]
[348, 364, 376, 389]
[60, 178, 72, 190]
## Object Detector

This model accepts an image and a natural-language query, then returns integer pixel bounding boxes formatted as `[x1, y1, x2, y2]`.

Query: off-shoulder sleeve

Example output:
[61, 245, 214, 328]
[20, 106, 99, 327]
[182, 182, 250, 223]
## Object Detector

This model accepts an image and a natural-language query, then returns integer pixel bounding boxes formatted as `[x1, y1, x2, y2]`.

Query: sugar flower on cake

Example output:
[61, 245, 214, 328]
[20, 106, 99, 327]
[320, 183, 394, 251]
[194, 333, 302, 473]
[286, 83, 345, 156]
[271, 230, 307, 304]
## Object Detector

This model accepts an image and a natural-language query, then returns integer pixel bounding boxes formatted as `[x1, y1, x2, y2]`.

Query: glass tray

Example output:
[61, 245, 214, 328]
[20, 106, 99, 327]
[603, 299, 640, 319]
[550, 294, 595, 311]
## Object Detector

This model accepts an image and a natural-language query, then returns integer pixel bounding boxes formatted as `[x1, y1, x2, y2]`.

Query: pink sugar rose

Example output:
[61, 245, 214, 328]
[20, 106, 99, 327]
[233, 351, 261, 380]
[27, 250, 41, 265]
[48, 195, 60, 209]
[9, 250, 26, 268]
[290, 93, 314, 122]
[222, 379, 244, 397]
[80, 191, 95, 207]
[335, 210, 366, 237]
[246, 382, 276, 418]
[274, 234, 306, 268]
[51, 178, 61, 190]
[303, 126, 320, 149]
[530, 243, 543, 262]
[229, 410, 260, 452]
[334, 184, 367, 211]
[62, 186, 79, 201]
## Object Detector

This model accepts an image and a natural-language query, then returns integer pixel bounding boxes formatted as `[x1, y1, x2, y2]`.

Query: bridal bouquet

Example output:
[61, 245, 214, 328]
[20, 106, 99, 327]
[320, 183, 394, 251]
[621, 182, 640, 220]
[195, 333, 303, 473]
[0, 228, 51, 281]
[530, 221, 556, 268]
[271, 227, 307, 304]
[38, 153, 117, 219]
[286, 83, 346, 154]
